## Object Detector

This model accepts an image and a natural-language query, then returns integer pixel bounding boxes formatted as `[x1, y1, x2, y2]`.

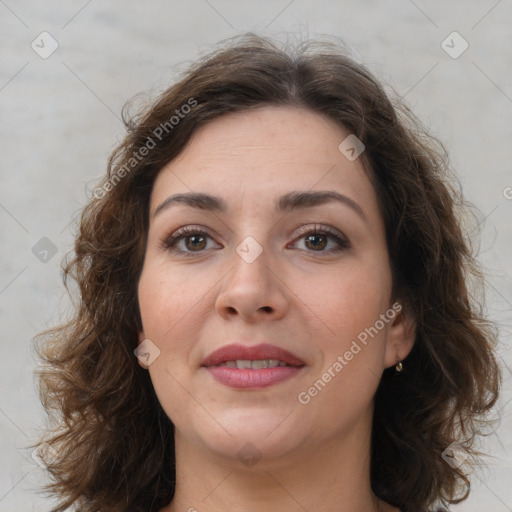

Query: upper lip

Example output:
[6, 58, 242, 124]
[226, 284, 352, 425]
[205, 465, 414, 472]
[202, 343, 305, 367]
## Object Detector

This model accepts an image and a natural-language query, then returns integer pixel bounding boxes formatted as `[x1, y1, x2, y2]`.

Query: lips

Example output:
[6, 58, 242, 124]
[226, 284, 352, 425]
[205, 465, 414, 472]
[202, 343, 305, 368]
[202, 343, 305, 389]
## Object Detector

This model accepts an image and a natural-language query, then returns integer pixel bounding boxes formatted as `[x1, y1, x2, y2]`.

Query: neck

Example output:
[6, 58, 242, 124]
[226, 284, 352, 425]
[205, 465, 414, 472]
[163, 409, 397, 512]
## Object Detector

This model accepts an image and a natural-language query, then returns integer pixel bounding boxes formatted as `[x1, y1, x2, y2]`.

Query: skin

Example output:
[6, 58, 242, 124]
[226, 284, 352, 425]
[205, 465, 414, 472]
[137, 106, 415, 512]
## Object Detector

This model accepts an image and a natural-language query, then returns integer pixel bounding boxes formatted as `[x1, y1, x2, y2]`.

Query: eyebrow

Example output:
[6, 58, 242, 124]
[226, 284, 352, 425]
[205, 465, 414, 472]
[153, 190, 367, 221]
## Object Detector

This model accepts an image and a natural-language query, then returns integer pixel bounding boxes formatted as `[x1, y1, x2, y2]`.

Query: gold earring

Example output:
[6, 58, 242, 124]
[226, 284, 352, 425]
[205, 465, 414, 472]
[395, 361, 403, 372]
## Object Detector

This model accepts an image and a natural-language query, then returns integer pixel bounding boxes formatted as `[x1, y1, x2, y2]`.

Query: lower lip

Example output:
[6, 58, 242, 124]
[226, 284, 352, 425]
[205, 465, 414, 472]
[205, 365, 303, 389]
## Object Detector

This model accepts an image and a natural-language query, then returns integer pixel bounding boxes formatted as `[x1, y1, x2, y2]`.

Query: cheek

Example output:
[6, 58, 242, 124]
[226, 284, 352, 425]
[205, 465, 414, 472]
[294, 259, 391, 341]
[137, 266, 201, 395]
[295, 259, 391, 407]
[137, 267, 199, 425]
[305, 264, 391, 409]
[138, 262, 204, 337]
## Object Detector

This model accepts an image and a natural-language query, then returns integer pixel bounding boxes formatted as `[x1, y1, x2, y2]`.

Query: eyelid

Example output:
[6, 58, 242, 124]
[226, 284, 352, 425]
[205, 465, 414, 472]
[292, 223, 348, 242]
[160, 223, 350, 255]
[159, 225, 220, 253]
[289, 224, 350, 251]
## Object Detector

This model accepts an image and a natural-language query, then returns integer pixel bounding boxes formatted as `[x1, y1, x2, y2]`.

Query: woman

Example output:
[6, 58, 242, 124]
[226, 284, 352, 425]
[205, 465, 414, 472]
[35, 33, 500, 512]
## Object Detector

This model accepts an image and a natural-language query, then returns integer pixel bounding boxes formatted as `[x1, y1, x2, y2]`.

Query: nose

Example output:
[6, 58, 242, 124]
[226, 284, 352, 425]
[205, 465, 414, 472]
[214, 243, 289, 323]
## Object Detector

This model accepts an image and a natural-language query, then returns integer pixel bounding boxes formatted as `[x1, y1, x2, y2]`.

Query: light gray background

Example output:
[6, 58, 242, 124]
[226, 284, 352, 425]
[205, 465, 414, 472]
[1, 1, 511, 511]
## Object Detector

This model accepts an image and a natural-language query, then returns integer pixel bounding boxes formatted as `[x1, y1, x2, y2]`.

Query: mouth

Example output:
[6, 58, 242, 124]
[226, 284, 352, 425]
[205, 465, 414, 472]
[214, 359, 294, 369]
[202, 343, 305, 389]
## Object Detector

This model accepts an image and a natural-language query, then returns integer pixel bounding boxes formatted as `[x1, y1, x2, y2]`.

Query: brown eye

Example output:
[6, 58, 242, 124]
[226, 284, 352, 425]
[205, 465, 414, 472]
[304, 233, 328, 251]
[161, 224, 350, 257]
[291, 225, 350, 254]
[161, 226, 220, 256]
[183, 234, 207, 251]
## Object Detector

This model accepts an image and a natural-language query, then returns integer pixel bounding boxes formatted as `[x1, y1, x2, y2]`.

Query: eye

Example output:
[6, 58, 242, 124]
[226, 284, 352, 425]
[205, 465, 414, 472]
[161, 225, 221, 256]
[289, 224, 350, 254]
[160, 224, 350, 257]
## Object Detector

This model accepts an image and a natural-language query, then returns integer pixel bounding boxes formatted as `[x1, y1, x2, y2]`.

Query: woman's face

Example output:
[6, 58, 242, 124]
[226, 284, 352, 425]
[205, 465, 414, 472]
[137, 106, 413, 463]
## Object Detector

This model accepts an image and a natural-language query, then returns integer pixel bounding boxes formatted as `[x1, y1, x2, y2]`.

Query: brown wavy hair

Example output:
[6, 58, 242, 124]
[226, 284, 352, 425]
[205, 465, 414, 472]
[34, 33, 500, 512]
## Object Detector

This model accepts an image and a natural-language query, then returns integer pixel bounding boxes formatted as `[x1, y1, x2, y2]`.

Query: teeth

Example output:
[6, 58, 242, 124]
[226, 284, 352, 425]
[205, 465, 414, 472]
[217, 359, 289, 369]
[251, 359, 269, 369]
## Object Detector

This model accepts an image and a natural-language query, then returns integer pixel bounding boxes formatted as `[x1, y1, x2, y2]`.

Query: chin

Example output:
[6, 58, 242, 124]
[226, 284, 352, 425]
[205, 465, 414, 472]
[191, 408, 309, 463]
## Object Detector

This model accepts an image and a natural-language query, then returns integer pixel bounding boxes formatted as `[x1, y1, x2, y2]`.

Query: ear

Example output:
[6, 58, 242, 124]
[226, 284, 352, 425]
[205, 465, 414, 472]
[383, 302, 416, 369]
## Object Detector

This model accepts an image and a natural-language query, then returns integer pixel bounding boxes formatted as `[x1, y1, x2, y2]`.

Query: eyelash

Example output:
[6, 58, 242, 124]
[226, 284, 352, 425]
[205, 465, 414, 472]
[160, 224, 350, 257]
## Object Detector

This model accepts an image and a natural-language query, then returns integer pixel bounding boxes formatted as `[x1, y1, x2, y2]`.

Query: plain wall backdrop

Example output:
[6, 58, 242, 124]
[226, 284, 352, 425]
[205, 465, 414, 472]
[0, 1, 511, 510]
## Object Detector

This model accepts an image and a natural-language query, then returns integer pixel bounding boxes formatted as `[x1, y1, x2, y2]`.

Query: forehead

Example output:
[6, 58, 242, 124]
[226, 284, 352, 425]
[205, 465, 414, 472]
[150, 106, 375, 212]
